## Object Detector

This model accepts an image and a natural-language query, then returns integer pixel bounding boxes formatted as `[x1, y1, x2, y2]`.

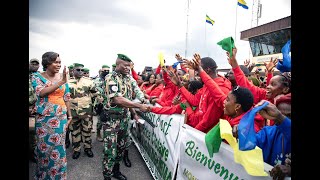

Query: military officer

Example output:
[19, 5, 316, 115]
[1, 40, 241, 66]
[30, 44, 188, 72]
[101, 54, 148, 180]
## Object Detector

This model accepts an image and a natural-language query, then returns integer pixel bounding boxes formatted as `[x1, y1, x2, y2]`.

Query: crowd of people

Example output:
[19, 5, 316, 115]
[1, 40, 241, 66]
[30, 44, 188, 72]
[29, 46, 291, 179]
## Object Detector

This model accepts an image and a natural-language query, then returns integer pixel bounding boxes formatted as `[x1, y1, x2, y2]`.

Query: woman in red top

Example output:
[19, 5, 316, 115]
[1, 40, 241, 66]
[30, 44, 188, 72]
[188, 53, 265, 132]
[140, 73, 156, 94]
[227, 48, 291, 106]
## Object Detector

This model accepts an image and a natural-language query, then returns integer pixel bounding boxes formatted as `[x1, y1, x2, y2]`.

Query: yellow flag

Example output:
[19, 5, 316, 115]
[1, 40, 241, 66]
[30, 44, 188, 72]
[158, 52, 165, 67]
[219, 119, 268, 176]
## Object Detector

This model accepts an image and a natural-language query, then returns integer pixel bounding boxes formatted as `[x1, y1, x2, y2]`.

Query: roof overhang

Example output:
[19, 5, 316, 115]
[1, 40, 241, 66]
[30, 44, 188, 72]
[240, 16, 291, 41]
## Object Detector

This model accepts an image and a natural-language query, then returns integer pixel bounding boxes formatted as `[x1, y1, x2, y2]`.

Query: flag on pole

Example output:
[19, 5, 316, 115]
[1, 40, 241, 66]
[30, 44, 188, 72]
[205, 14, 215, 26]
[238, 0, 249, 9]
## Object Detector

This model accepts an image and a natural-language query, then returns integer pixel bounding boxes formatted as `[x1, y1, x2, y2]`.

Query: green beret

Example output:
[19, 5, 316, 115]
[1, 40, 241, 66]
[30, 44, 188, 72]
[102, 65, 110, 68]
[117, 54, 132, 62]
[68, 65, 74, 69]
[73, 63, 84, 68]
[83, 68, 90, 73]
[112, 64, 116, 67]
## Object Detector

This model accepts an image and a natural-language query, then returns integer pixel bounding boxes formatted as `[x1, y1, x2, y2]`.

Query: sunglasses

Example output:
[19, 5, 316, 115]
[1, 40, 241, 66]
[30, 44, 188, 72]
[83, 72, 88, 74]
[75, 69, 85, 72]
[102, 70, 109, 72]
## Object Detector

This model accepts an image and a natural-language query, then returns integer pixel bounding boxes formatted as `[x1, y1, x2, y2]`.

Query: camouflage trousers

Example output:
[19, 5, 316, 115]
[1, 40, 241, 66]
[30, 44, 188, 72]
[69, 116, 93, 152]
[96, 115, 102, 131]
[102, 118, 130, 178]
[29, 117, 36, 158]
[125, 119, 135, 149]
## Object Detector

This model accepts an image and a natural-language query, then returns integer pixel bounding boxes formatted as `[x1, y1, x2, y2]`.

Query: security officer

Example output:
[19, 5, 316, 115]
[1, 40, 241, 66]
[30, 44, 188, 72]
[29, 58, 39, 163]
[101, 54, 148, 180]
[66, 64, 75, 149]
[83, 68, 90, 78]
[93, 65, 110, 142]
[69, 63, 98, 159]
[112, 63, 116, 72]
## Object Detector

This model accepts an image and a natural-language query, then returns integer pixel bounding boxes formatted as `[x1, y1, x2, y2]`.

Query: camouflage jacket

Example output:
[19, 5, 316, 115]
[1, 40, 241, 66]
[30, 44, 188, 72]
[29, 77, 37, 106]
[68, 76, 99, 117]
[104, 71, 145, 112]
[93, 76, 106, 106]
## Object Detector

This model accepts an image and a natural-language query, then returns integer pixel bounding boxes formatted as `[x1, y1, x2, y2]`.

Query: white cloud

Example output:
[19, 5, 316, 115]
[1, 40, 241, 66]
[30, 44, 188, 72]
[29, 0, 290, 76]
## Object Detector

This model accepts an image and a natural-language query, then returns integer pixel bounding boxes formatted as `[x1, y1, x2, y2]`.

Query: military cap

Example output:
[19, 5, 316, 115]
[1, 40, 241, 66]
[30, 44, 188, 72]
[30, 58, 39, 64]
[83, 68, 90, 73]
[117, 54, 132, 62]
[112, 64, 116, 67]
[68, 65, 74, 69]
[102, 65, 110, 68]
[73, 63, 84, 68]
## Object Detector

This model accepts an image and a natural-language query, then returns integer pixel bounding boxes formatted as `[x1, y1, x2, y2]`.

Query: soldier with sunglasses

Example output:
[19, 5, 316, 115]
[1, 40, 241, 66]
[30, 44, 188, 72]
[68, 63, 98, 159]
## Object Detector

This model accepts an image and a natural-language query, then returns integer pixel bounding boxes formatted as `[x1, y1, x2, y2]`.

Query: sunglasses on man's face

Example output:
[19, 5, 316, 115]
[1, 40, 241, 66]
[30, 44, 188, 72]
[83, 72, 88, 75]
[75, 69, 84, 72]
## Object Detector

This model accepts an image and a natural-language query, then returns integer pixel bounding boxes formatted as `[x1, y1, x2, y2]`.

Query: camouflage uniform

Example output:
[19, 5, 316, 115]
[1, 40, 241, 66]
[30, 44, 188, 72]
[93, 76, 106, 132]
[29, 72, 37, 161]
[68, 76, 98, 152]
[102, 71, 145, 178]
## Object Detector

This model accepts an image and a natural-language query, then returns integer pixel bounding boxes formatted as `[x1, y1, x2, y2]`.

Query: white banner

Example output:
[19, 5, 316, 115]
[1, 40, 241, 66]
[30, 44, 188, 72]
[130, 112, 185, 180]
[177, 124, 273, 180]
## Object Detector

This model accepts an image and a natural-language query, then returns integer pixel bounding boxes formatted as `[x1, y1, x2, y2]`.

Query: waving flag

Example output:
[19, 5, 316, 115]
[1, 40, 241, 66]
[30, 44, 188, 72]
[276, 40, 291, 73]
[206, 14, 215, 26]
[238, 101, 269, 151]
[238, 0, 249, 9]
[220, 119, 267, 176]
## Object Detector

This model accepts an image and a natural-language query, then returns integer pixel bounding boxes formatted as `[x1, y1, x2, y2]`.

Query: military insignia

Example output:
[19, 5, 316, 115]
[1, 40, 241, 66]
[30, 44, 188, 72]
[111, 86, 118, 91]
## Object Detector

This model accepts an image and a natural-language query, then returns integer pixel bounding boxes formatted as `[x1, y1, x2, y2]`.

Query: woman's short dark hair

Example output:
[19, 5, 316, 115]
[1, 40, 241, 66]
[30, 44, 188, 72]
[42, 51, 59, 69]
[188, 80, 203, 94]
[279, 73, 291, 93]
[231, 86, 254, 112]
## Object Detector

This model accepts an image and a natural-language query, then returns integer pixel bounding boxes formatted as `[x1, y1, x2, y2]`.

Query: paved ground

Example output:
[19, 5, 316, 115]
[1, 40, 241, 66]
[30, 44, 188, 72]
[29, 116, 153, 180]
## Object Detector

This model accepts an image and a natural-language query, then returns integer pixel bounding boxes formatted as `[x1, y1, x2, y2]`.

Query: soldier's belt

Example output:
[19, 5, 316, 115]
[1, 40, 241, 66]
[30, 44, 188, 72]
[75, 93, 87, 98]
[108, 114, 127, 119]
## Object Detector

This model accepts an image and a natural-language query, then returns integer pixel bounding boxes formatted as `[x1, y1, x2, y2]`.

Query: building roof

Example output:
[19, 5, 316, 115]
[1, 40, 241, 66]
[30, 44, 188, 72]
[240, 16, 291, 41]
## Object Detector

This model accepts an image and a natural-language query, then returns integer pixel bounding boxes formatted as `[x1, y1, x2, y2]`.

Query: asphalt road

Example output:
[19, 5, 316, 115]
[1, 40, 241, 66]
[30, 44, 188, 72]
[29, 116, 153, 180]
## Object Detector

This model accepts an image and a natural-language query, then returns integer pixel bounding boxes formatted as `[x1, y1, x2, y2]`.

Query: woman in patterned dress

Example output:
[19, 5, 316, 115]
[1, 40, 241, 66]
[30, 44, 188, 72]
[32, 51, 72, 179]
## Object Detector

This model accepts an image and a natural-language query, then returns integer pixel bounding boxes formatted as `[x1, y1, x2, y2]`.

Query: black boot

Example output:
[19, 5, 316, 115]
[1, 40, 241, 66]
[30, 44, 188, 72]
[123, 149, 131, 167]
[65, 129, 70, 148]
[112, 163, 127, 180]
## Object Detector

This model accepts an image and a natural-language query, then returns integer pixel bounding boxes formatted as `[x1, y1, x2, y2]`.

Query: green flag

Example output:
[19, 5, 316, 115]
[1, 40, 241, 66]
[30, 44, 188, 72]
[217, 36, 235, 57]
[205, 122, 222, 158]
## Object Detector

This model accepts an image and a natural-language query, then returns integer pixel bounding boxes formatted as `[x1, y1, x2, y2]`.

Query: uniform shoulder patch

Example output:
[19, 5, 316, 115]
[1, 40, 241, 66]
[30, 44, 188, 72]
[111, 86, 118, 91]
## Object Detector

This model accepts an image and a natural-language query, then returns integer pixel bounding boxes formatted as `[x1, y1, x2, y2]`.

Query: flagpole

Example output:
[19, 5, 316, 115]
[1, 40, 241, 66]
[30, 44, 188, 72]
[205, 18, 207, 56]
[235, 1, 238, 42]
[185, 0, 190, 58]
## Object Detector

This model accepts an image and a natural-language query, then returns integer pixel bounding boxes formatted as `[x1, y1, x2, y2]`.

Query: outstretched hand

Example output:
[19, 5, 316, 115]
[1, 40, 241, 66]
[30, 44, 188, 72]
[264, 57, 278, 72]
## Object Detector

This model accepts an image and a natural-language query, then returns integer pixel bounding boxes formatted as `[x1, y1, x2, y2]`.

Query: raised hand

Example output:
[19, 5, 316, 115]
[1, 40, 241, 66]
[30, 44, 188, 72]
[264, 57, 278, 72]
[244, 59, 250, 67]
[226, 48, 238, 68]
[62, 66, 67, 83]
[167, 69, 182, 87]
[181, 58, 194, 70]
[192, 53, 202, 72]
[175, 54, 183, 61]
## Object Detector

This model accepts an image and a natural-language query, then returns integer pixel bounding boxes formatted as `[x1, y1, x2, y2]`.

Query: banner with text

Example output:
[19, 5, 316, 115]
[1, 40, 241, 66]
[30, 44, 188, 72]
[177, 124, 273, 180]
[130, 112, 184, 180]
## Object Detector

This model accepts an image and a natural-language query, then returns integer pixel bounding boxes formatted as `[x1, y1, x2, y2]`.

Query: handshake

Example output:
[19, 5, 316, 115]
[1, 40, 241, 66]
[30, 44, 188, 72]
[138, 104, 152, 113]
